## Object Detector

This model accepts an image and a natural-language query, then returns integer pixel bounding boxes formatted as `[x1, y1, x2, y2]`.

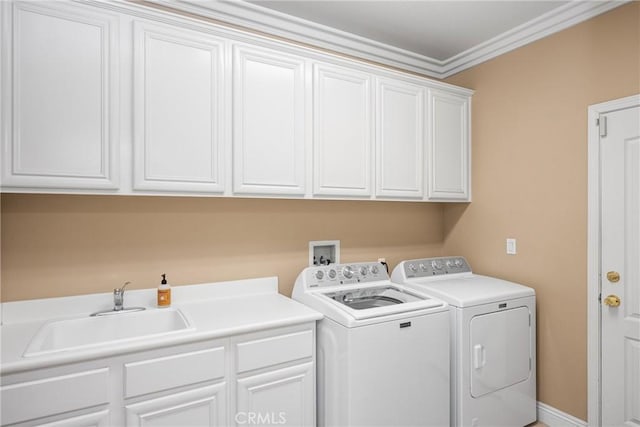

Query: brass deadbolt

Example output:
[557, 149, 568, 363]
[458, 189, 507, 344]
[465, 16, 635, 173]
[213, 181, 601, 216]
[607, 271, 620, 283]
[603, 295, 621, 307]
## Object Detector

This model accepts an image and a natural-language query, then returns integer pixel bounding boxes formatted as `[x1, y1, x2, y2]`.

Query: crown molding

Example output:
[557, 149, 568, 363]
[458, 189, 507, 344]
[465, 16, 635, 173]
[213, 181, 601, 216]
[148, 0, 629, 79]
[440, 0, 630, 77]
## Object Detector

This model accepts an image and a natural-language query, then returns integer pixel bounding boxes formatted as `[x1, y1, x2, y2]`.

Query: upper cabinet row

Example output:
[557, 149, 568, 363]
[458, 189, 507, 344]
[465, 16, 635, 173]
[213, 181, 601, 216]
[0, 1, 472, 201]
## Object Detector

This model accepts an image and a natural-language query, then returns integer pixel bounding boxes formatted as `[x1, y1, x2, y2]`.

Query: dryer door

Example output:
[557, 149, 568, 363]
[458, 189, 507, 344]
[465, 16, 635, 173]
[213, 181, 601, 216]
[470, 306, 531, 398]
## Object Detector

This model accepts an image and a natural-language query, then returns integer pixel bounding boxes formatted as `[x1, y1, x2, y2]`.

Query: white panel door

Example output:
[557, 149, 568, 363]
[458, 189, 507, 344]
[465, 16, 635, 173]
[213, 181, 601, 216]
[232, 45, 307, 195]
[375, 78, 425, 198]
[125, 383, 227, 426]
[313, 63, 372, 197]
[133, 20, 225, 193]
[600, 105, 640, 427]
[427, 89, 470, 201]
[235, 363, 314, 427]
[1, 1, 119, 190]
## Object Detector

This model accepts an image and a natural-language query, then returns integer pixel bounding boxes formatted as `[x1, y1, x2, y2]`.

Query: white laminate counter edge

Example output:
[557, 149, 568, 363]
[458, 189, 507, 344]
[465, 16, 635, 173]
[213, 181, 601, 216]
[1, 277, 323, 375]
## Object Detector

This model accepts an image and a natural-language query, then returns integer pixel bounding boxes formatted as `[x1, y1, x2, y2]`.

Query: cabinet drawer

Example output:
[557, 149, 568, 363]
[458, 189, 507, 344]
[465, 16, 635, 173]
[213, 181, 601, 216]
[236, 330, 313, 373]
[1, 368, 109, 425]
[124, 347, 225, 398]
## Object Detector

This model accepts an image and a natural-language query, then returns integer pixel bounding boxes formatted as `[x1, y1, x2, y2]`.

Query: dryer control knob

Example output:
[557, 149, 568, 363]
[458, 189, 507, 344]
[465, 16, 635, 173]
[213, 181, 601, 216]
[371, 265, 379, 275]
[419, 263, 428, 271]
[328, 269, 337, 279]
[408, 264, 417, 273]
[454, 259, 463, 267]
[431, 260, 443, 270]
[359, 266, 368, 276]
[315, 270, 324, 280]
[342, 266, 354, 279]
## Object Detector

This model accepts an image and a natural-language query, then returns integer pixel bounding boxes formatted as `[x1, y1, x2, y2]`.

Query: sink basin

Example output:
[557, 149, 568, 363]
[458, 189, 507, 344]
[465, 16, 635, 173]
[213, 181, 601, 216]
[24, 308, 194, 357]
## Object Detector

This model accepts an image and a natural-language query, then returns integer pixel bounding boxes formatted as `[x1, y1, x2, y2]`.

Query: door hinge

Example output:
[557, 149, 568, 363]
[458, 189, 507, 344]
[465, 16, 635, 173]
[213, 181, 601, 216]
[598, 116, 607, 137]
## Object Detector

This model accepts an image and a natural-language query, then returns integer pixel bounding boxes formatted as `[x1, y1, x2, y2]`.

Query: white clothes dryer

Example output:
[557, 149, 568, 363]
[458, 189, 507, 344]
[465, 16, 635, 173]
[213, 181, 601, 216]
[391, 257, 537, 427]
[293, 262, 450, 427]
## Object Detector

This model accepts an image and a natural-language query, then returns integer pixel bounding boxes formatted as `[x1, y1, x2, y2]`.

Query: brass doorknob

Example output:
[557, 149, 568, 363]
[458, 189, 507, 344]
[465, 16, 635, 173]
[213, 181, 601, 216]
[607, 271, 620, 283]
[603, 295, 621, 307]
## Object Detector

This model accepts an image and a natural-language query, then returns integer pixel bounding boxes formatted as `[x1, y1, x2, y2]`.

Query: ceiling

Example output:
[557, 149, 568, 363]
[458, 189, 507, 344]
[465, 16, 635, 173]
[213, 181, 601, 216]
[247, 1, 568, 61]
[163, 0, 628, 77]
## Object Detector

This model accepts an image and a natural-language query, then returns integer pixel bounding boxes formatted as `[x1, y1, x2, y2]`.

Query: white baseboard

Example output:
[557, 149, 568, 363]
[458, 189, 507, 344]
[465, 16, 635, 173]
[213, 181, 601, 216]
[537, 402, 587, 427]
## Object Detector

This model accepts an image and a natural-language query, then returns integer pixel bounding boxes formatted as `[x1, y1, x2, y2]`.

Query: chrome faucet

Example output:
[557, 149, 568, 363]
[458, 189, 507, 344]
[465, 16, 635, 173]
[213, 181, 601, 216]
[113, 281, 131, 311]
[91, 281, 145, 316]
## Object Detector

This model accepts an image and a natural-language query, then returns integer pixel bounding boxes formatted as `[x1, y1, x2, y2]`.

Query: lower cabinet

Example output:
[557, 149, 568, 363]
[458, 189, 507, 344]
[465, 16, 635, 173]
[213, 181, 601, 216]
[236, 363, 314, 427]
[0, 367, 110, 426]
[125, 384, 227, 427]
[35, 410, 111, 427]
[232, 326, 315, 427]
[1, 323, 316, 427]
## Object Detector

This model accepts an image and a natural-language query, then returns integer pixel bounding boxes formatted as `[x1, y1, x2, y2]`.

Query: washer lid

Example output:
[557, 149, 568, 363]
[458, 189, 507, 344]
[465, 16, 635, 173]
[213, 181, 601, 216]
[403, 275, 535, 307]
[313, 284, 446, 321]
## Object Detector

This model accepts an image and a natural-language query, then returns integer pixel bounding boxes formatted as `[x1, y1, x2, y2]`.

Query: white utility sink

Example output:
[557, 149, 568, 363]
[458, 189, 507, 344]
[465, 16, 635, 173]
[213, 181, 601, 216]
[23, 308, 194, 357]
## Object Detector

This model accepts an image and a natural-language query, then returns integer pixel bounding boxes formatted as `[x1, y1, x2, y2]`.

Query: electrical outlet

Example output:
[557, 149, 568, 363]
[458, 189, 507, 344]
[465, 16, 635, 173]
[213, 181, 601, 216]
[506, 238, 517, 255]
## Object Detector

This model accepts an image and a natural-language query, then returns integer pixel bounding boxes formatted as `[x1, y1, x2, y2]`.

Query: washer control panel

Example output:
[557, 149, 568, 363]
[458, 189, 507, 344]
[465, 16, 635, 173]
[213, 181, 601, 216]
[403, 257, 471, 278]
[305, 262, 388, 288]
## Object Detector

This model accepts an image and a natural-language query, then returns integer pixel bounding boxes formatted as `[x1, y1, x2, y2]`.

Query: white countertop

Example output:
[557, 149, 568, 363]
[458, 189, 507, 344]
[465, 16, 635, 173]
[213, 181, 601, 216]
[0, 277, 322, 375]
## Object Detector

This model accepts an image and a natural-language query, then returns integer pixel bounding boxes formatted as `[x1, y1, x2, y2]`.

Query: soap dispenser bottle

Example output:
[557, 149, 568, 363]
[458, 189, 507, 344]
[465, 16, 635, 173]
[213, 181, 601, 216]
[157, 274, 171, 307]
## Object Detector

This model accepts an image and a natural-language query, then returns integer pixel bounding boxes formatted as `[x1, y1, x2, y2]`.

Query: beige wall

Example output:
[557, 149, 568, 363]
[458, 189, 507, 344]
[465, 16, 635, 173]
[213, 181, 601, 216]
[443, 2, 640, 421]
[1, 2, 639, 422]
[0, 194, 444, 301]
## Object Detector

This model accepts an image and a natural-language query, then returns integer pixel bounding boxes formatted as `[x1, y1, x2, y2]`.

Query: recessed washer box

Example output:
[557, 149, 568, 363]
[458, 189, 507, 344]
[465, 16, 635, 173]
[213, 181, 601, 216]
[309, 240, 340, 266]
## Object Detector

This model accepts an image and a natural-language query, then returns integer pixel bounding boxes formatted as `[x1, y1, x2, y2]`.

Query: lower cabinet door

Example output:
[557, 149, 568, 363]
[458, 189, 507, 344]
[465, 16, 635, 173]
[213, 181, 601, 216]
[235, 362, 314, 427]
[125, 383, 226, 426]
[35, 409, 111, 427]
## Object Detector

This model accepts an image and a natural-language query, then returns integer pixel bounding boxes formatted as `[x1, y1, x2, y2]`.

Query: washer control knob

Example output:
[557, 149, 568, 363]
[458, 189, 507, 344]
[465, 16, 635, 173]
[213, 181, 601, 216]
[328, 269, 337, 279]
[408, 264, 417, 273]
[454, 259, 463, 267]
[315, 270, 324, 280]
[342, 266, 354, 279]
[371, 265, 379, 275]
[446, 260, 453, 268]
[359, 266, 368, 276]
[419, 263, 428, 271]
[431, 260, 443, 270]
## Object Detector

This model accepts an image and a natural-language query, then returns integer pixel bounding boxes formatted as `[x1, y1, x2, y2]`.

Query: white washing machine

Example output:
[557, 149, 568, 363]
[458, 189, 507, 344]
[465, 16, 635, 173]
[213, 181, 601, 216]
[391, 257, 536, 427]
[293, 261, 450, 427]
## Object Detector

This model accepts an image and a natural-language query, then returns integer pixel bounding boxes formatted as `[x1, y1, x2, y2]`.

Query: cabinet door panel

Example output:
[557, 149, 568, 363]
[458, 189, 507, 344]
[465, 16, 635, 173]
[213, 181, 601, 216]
[35, 409, 111, 427]
[236, 363, 314, 427]
[233, 45, 306, 195]
[0, 368, 109, 425]
[376, 78, 425, 198]
[428, 90, 470, 200]
[126, 383, 226, 426]
[313, 64, 372, 196]
[1, 2, 119, 189]
[133, 21, 225, 193]
[124, 347, 225, 398]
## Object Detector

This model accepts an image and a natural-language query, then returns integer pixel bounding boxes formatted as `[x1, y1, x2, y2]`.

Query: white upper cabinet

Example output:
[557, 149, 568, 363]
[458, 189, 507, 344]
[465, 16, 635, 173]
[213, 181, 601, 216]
[313, 63, 373, 197]
[375, 78, 426, 199]
[1, 0, 472, 201]
[232, 44, 307, 195]
[427, 89, 471, 201]
[132, 20, 226, 193]
[1, 1, 119, 190]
